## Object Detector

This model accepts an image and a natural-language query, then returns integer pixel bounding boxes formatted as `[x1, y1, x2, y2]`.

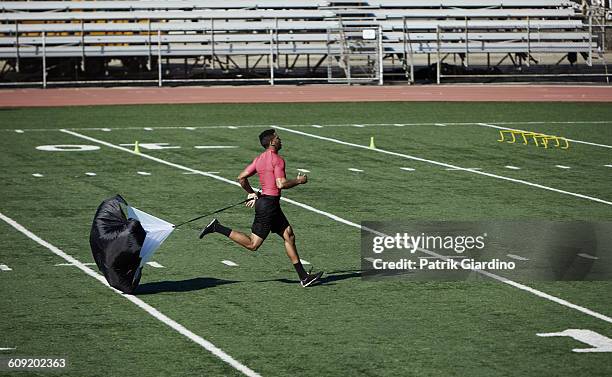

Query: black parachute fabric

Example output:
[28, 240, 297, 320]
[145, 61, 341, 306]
[90, 195, 146, 294]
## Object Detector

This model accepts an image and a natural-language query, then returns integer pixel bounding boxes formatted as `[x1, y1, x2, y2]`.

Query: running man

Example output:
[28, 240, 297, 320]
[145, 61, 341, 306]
[199, 129, 323, 287]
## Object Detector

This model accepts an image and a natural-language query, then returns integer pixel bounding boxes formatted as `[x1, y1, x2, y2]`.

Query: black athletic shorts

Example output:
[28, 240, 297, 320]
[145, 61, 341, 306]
[251, 195, 290, 239]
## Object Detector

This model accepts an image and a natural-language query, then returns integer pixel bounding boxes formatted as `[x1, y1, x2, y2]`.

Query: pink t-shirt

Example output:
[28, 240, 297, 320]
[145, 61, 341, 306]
[244, 149, 286, 196]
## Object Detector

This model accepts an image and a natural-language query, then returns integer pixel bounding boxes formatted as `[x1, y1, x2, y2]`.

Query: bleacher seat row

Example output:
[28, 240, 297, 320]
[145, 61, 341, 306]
[0, 0, 598, 80]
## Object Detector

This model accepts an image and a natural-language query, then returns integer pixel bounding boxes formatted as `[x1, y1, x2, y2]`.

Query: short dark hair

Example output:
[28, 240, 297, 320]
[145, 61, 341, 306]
[259, 129, 276, 149]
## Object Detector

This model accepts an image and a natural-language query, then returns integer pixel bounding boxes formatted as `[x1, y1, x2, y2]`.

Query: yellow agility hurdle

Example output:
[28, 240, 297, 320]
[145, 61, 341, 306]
[497, 130, 569, 150]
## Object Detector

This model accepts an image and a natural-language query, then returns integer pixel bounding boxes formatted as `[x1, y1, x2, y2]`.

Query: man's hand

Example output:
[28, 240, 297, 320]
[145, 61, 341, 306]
[296, 172, 308, 185]
[245, 192, 258, 208]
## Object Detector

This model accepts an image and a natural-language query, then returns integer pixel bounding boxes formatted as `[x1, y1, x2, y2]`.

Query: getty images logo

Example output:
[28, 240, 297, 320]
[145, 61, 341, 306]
[372, 232, 487, 254]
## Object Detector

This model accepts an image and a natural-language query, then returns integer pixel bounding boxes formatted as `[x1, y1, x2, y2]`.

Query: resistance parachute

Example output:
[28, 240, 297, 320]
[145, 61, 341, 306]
[89, 195, 173, 294]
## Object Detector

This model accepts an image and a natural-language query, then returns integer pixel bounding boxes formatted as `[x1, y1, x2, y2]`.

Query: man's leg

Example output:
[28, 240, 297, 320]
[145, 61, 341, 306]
[200, 218, 264, 251]
[228, 230, 264, 251]
[281, 226, 323, 287]
[281, 225, 300, 264]
[282, 226, 307, 279]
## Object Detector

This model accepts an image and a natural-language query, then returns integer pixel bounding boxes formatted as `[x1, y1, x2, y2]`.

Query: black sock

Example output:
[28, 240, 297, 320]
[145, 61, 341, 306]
[215, 223, 232, 237]
[293, 261, 308, 280]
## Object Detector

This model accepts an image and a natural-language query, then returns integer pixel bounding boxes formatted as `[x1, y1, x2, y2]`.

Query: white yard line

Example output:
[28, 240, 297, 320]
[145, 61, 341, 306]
[194, 146, 238, 149]
[505, 165, 521, 170]
[55, 262, 96, 266]
[7, 120, 612, 133]
[446, 167, 481, 171]
[507, 254, 530, 261]
[85, 172, 97, 176]
[400, 167, 415, 171]
[60, 129, 612, 325]
[348, 168, 364, 172]
[578, 253, 599, 260]
[477, 123, 612, 150]
[555, 165, 571, 169]
[137, 171, 152, 176]
[0, 211, 261, 377]
[275, 126, 612, 206]
[32, 173, 44, 178]
[0, 264, 12, 271]
[146, 261, 165, 268]
[222, 260, 239, 267]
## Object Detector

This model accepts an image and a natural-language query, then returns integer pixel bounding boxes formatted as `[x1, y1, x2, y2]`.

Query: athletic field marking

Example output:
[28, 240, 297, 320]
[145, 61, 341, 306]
[348, 168, 363, 172]
[183, 171, 220, 175]
[55, 262, 96, 266]
[0, 348, 16, 351]
[147, 261, 165, 268]
[85, 172, 97, 176]
[275, 126, 612, 207]
[0, 211, 261, 377]
[477, 123, 612, 150]
[505, 165, 521, 170]
[15, 129, 24, 133]
[10, 120, 612, 132]
[353, 124, 365, 128]
[507, 254, 530, 261]
[446, 167, 481, 171]
[0, 264, 12, 271]
[144, 127, 153, 131]
[222, 260, 239, 267]
[578, 253, 599, 260]
[556, 165, 571, 169]
[194, 146, 238, 149]
[137, 171, 152, 176]
[605, 164, 612, 168]
[61, 130, 612, 324]
[32, 173, 44, 178]
[185, 127, 196, 130]
[400, 167, 415, 171]
[297, 169, 310, 173]
[228, 126, 238, 129]
[435, 123, 447, 127]
[537, 329, 612, 353]
[101, 128, 111, 132]
[300, 259, 311, 265]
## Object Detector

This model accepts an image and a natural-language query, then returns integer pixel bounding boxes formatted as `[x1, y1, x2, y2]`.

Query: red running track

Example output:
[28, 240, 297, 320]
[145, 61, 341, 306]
[0, 85, 611, 107]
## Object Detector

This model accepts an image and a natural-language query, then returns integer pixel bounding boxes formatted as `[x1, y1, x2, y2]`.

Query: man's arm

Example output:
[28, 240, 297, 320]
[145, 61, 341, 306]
[237, 167, 256, 194]
[276, 172, 307, 190]
[237, 166, 259, 208]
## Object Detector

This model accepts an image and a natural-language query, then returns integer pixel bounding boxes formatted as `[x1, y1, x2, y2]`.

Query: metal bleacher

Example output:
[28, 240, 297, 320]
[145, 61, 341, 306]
[0, 0, 602, 86]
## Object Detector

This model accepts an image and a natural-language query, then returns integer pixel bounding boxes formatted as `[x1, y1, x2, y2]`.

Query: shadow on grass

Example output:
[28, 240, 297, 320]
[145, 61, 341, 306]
[257, 270, 362, 286]
[136, 277, 240, 295]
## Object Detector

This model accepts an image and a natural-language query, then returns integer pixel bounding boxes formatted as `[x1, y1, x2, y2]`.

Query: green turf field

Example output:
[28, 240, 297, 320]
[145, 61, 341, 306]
[1, 102, 611, 376]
